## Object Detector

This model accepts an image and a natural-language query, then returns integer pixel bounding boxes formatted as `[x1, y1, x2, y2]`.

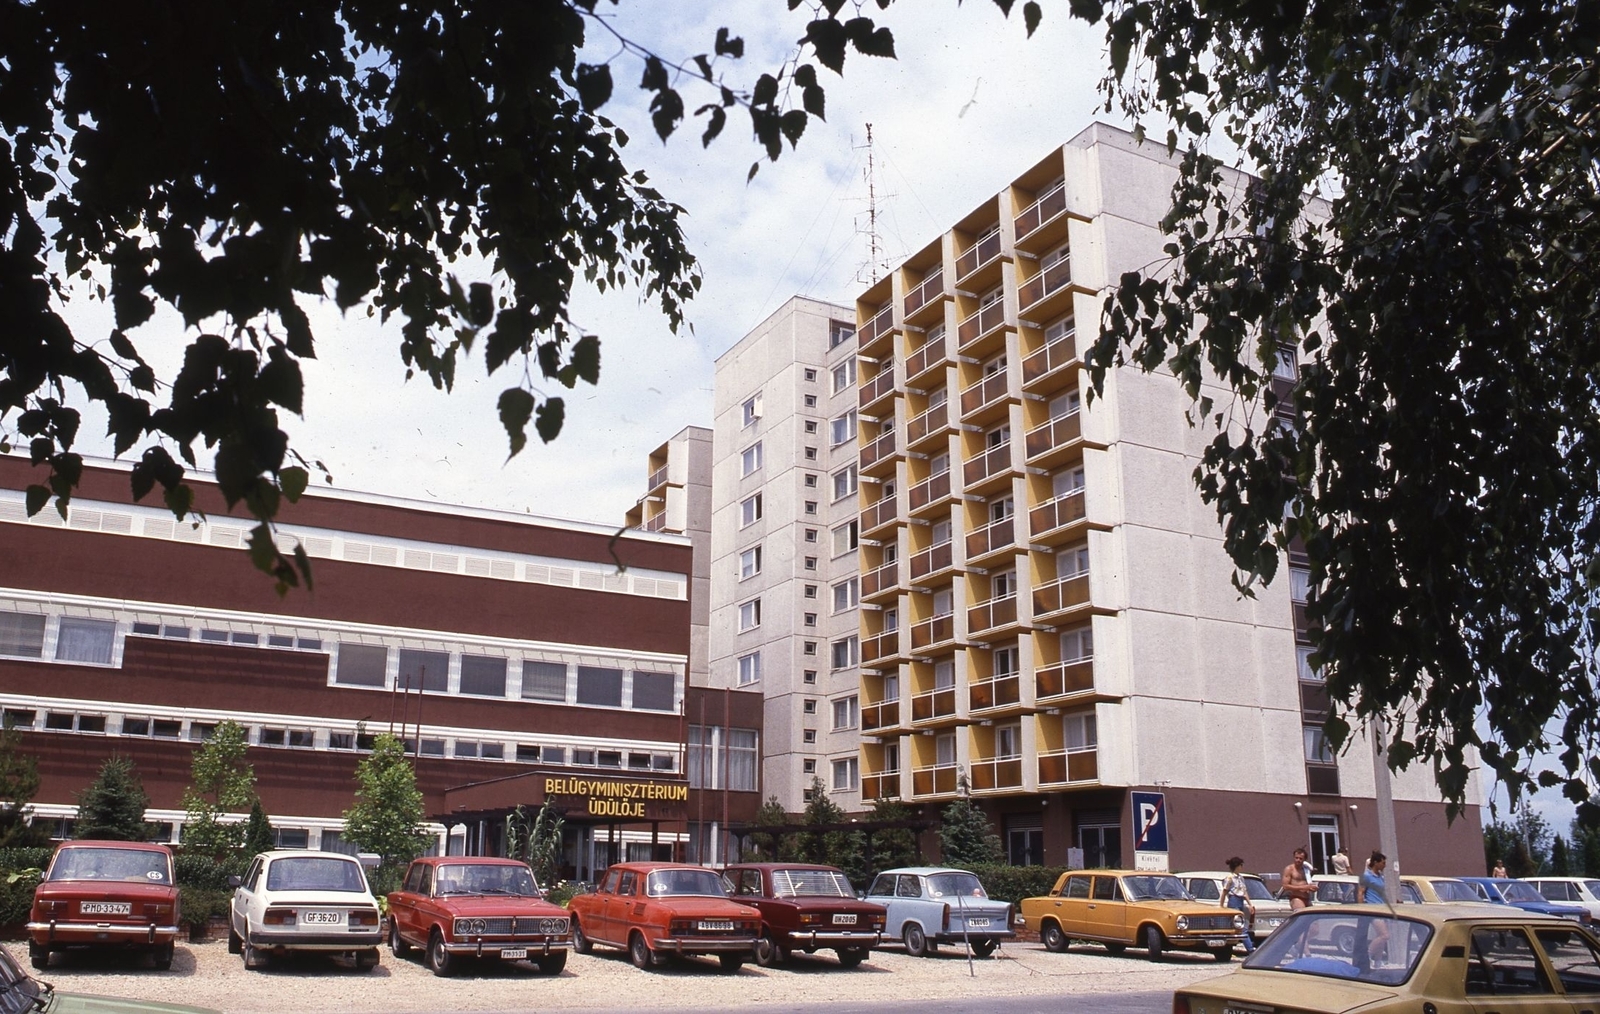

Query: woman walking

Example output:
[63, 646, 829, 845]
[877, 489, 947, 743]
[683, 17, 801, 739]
[1222, 857, 1256, 954]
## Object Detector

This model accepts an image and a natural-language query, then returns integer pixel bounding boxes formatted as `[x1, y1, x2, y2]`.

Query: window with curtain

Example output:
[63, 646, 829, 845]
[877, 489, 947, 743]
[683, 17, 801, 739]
[521, 660, 567, 701]
[0, 612, 46, 658]
[458, 655, 507, 697]
[728, 729, 757, 791]
[575, 666, 624, 707]
[55, 617, 114, 664]
[333, 643, 387, 686]
[631, 671, 675, 711]
[398, 648, 449, 691]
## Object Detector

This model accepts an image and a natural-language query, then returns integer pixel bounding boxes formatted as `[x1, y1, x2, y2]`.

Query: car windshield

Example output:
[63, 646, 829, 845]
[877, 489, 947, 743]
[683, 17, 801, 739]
[266, 857, 368, 893]
[1430, 879, 1479, 902]
[1244, 877, 1275, 902]
[646, 869, 729, 898]
[0, 945, 45, 1011]
[1123, 875, 1190, 902]
[48, 847, 169, 884]
[435, 864, 539, 897]
[1245, 912, 1431, 986]
[1588, 881, 1600, 898]
[772, 869, 854, 898]
[926, 873, 987, 899]
[1499, 881, 1544, 903]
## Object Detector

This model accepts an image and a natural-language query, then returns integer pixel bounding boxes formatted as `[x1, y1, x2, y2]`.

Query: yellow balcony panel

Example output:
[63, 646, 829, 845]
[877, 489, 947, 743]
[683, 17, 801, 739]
[968, 673, 1022, 713]
[1037, 748, 1098, 786]
[906, 406, 953, 450]
[859, 366, 897, 412]
[862, 630, 903, 666]
[908, 472, 954, 516]
[1024, 413, 1083, 467]
[1032, 574, 1091, 624]
[910, 616, 956, 652]
[965, 517, 1016, 565]
[906, 338, 951, 383]
[862, 560, 901, 601]
[954, 231, 1003, 287]
[861, 496, 899, 535]
[967, 596, 1020, 641]
[970, 757, 1025, 792]
[862, 699, 903, 733]
[647, 464, 670, 492]
[644, 512, 669, 533]
[1014, 182, 1069, 254]
[903, 269, 948, 327]
[963, 443, 1015, 494]
[959, 371, 1012, 424]
[1017, 256, 1074, 322]
[908, 542, 955, 584]
[956, 301, 1009, 358]
[860, 430, 901, 476]
[1029, 491, 1088, 545]
[1021, 332, 1079, 391]
[858, 303, 895, 355]
[911, 763, 960, 797]
[1035, 659, 1095, 701]
[910, 687, 958, 724]
[862, 772, 901, 801]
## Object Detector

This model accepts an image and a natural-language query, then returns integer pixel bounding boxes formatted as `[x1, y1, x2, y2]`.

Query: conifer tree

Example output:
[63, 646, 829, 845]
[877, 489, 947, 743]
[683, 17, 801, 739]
[74, 756, 152, 841]
[243, 800, 276, 856]
[937, 776, 1003, 868]
[0, 720, 47, 848]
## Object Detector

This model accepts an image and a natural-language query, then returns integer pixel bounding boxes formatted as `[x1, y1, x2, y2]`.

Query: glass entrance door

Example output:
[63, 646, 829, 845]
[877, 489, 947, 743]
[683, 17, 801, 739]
[1307, 814, 1340, 875]
[1080, 824, 1122, 869]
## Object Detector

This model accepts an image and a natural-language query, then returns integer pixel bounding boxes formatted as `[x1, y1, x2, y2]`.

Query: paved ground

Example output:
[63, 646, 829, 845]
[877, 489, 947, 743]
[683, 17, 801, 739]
[18, 938, 1230, 1013]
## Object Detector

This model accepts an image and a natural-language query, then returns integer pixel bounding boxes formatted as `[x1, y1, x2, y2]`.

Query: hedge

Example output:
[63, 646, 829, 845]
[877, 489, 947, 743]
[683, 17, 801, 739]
[177, 888, 232, 931]
[0, 848, 53, 874]
[173, 853, 250, 891]
[0, 872, 41, 927]
[966, 864, 1070, 906]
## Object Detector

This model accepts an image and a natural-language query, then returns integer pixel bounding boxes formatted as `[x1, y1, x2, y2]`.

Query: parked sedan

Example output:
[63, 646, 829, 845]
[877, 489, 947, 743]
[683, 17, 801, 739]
[1461, 876, 1592, 924]
[865, 867, 1015, 957]
[1399, 875, 1482, 904]
[1178, 871, 1293, 942]
[567, 863, 760, 972]
[26, 840, 181, 970]
[724, 863, 885, 967]
[1020, 870, 1245, 961]
[0, 943, 219, 1014]
[228, 850, 383, 970]
[1526, 876, 1600, 919]
[1174, 905, 1600, 1014]
[386, 857, 569, 976]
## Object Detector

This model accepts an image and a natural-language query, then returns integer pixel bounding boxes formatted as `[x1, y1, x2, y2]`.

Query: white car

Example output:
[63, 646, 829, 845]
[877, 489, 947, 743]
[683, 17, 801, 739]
[1525, 876, 1600, 919]
[228, 850, 382, 970]
[1178, 871, 1294, 942]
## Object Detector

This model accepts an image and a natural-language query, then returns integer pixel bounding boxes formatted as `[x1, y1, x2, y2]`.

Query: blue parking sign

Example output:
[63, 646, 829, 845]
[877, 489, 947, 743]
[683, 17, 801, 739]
[1132, 791, 1168, 852]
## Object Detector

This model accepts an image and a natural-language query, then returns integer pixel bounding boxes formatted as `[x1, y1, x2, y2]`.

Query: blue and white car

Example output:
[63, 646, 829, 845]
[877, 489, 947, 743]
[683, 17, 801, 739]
[1459, 876, 1592, 925]
[863, 867, 1015, 957]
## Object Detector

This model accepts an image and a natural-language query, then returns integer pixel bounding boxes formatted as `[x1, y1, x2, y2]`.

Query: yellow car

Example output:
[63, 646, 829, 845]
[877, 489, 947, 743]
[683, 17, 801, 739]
[1020, 870, 1247, 961]
[1174, 904, 1600, 1014]
[1401, 875, 1482, 904]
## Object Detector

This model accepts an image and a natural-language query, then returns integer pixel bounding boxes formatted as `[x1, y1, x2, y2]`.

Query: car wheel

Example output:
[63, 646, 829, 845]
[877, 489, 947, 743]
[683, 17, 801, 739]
[427, 930, 455, 977]
[1209, 945, 1233, 962]
[718, 953, 745, 974]
[535, 950, 568, 975]
[571, 918, 592, 955]
[1144, 925, 1165, 962]
[970, 938, 998, 958]
[227, 927, 242, 955]
[754, 930, 785, 967]
[629, 931, 654, 970]
[388, 920, 410, 958]
[242, 940, 269, 971]
[903, 922, 930, 958]
[1041, 922, 1069, 953]
[151, 942, 175, 970]
[1332, 926, 1356, 957]
[356, 948, 380, 971]
[836, 947, 867, 969]
[28, 944, 48, 971]
[1106, 942, 1127, 955]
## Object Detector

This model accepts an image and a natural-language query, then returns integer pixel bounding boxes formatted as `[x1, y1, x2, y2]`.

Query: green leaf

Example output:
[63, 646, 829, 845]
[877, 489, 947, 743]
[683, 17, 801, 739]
[1023, 1, 1042, 35]
[570, 334, 601, 385]
[280, 466, 309, 502]
[575, 63, 613, 111]
[535, 397, 565, 444]
[466, 282, 494, 327]
[24, 485, 49, 517]
[639, 55, 668, 92]
[714, 27, 744, 58]
[805, 20, 849, 74]
[498, 388, 536, 457]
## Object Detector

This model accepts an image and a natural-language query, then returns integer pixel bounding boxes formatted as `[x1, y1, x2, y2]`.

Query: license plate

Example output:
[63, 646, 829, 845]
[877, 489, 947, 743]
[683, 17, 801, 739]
[1205, 937, 1226, 947]
[832, 914, 857, 925]
[302, 910, 342, 925]
[80, 902, 131, 916]
[500, 948, 528, 960]
[698, 920, 734, 932]
[967, 918, 991, 928]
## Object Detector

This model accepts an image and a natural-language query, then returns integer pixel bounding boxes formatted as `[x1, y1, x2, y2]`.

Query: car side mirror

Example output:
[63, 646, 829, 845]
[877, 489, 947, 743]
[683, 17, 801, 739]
[227, 875, 242, 888]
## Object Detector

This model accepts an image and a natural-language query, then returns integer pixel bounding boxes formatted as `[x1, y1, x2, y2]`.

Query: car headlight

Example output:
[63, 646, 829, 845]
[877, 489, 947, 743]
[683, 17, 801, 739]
[1176, 916, 1189, 932]
[1233, 913, 1246, 930]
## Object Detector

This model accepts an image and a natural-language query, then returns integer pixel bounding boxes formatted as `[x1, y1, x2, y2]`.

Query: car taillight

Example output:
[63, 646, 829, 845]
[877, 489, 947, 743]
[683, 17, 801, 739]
[799, 913, 821, 926]
[942, 904, 951, 932]
[144, 903, 173, 916]
[264, 909, 297, 925]
[349, 909, 379, 927]
[670, 919, 691, 935]
[1172, 995, 1191, 1014]
[37, 900, 66, 916]
[740, 921, 759, 932]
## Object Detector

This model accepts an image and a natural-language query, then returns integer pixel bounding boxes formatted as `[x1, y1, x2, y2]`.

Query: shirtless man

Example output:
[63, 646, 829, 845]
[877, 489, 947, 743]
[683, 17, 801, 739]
[1283, 847, 1316, 910]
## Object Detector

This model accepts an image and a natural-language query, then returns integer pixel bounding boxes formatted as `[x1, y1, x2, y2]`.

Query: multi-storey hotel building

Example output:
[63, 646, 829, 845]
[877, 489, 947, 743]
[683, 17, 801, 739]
[1, 455, 761, 871]
[624, 425, 714, 685]
[848, 122, 1484, 873]
[706, 296, 865, 813]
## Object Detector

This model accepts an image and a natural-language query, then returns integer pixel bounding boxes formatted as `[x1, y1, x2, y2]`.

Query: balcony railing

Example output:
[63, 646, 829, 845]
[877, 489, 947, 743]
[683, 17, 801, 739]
[647, 465, 669, 490]
[1024, 412, 1081, 460]
[861, 630, 900, 665]
[965, 516, 1016, 560]
[908, 471, 952, 512]
[907, 406, 949, 447]
[912, 763, 959, 796]
[862, 496, 898, 532]
[967, 595, 1018, 635]
[862, 698, 902, 731]
[957, 301, 1007, 350]
[911, 686, 957, 722]
[862, 560, 900, 598]
[906, 338, 949, 381]
[903, 269, 945, 319]
[909, 541, 954, 581]
[1036, 659, 1094, 700]
[860, 430, 898, 470]
[858, 304, 894, 348]
[969, 672, 1021, 711]
[959, 371, 1009, 417]
[862, 772, 900, 801]
[1030, 490, 1086, 540]
[644, 513, 668, 533]
[1033, 573, 1091, 618]
[1018, 256, 1073, 313]
[1014, 182, 1066, 241]
[911, 615, 955, 650]
[859, 366, 896, 409]
[970, 757, 1024, 791]
[1022, 332, 1078, 386]
[1038, 748, 1098, 785]
[963, 443, 1012, 487]
[955, 231, 1002, 281]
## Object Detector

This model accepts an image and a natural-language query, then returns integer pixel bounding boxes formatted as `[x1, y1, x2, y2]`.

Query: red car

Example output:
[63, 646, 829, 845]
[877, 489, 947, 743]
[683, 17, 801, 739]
[26, 840, 180, 970]
[568, 862, 760, 972]
[724, 862, 886, 968]
[386, 857, 570, 976]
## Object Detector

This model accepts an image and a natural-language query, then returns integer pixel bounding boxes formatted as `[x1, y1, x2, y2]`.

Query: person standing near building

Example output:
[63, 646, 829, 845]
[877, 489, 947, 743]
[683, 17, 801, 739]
[1331, 846, 1351, 875]
[1492, 860, 1508, 878]
[1221, 857, 1256, 954]
[1283, 847, 1316, 910]
[1360, 851, 1388, 904]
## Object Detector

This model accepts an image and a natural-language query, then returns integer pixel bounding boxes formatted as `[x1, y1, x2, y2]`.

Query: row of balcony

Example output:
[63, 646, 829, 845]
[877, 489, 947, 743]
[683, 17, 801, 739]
[860, 746, 1097, 801]
[861, 659, 1095, 733]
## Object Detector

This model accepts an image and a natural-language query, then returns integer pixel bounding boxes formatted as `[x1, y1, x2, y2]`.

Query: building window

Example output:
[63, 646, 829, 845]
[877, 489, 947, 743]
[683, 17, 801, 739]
[803, 729, 817, 744]
[740, 546, 763, 580]
[1050, 389, 1082, 419]
[740, 441, 763, 477]
[832, 465, 857, 500]
[932, 588, 954, 618]
[1275, 345, 1298, 380]
[804, 528, 818, 543]
[997, 724, 1022, 759]
[832, 578, 859, 612]
[738, 599, 762, 632]
[398, 648, 449, 692]
[883, 673, 900, 701]
[334, 643, 388, 687]
[991, 570, 1018, 601]
[832, 521, 859, 556]
[804, 584, 818, 598]
[729, 729, 758, 790]
[884, 742, 901, 773]
[803, 640, 817, 655]
[804, 446, 818, 460]
[830, 410, 857, 446]
[1065, 711, 1097, 752]
[575, 665, 625, 707]
[989, 496, 1015, 524]
[804, 500, 818, 515]
[804, 556, 817, 570]
[803, 759, 817, 774]
[458, 655, 508, 698]
[830, 322, 855, 348]
[0, 612, 46, 659]
[830, 636, 859, 671]
[1060, 542, 1090, 579]
[987, 422, 1011, 448]
[804, 473, 818, 487]
[521, 660, 568, 701]
[832, 358, 856, 393]
[803, 669, 817, 684]
[1297, 645, 1319, 682]
[935, 732, 957, 767]
[832, 757, 860, 791]
[934, 660, 956, 689]
[883, 607, 899, 631]
[832, 696, 859, 731]
[992, 645, 1020, 677]
[804, 419, 818, 433]
[632, 671, 676, 711]
[804, 612, 818, 627]
[804, 368, 818, 382]
[738, 652, 762, 686]
[742, 393, 762, 427]
[740, 493, 763, 527]
[1304, 726, 1334, 763]
[1053, 464, 1086, 497]
[55, 617, 115, 665]
[932, 519, 952, 546]
[1061, 625, 1094, 663]
[803, 699, 817, 715]
[200, 628, 228, 642]
[1290, 566, 1312, 603]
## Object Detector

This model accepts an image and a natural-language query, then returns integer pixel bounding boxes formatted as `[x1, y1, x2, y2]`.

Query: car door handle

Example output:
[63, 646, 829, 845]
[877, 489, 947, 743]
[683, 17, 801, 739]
[1087, 904, 1097, 910]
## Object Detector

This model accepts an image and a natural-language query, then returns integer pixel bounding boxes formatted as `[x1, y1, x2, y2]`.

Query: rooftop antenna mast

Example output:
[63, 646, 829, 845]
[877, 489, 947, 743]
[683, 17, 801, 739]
[854, 124, 894, 286]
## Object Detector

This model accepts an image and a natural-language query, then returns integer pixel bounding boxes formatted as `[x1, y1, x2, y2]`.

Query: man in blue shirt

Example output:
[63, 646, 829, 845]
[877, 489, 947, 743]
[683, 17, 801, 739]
[1360, 851, 1387, 904]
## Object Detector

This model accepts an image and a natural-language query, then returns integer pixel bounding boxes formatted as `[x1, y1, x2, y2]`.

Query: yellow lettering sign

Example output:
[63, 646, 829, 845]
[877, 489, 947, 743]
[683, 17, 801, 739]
[544, 777, 688, 803]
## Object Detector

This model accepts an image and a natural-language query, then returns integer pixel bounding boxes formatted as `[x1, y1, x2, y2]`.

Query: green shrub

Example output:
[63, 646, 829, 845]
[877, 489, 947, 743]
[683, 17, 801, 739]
[0, 847, 54, 874]
[0, 870, 41, 927]
[177, 887, 232, 931]
[545, 881, 580, 908]
[174, 853, 250, 891]
[965, 865, 1070, 906]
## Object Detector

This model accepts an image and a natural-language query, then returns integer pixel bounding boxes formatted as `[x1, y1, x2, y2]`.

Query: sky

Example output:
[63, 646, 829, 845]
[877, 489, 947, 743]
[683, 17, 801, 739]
[38, 3, 1567, 839]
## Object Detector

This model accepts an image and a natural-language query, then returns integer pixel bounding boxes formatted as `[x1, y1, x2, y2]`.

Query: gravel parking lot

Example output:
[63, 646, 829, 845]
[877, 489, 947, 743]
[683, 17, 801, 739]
[19, 938, 1230, 1013]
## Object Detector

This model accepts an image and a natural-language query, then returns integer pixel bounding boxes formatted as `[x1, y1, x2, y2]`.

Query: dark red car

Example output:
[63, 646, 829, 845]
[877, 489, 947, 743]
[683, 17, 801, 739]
[724, 862, 886, 968]
[26, 840, 180, 970]
[568, 862, 760, 972]
[386, 857, 570, 976]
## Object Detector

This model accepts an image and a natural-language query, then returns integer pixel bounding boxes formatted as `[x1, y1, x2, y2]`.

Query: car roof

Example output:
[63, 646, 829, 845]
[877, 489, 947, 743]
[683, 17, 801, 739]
[1314, 874, 1361, 883]
[258, 849, 359, 861]
[1177, 871, 1267, 879]
[876, 866, 982, 876]
[725, 862, 844, 873]
[55, 840, 172, 853]
[604, 862, 720, 874]
[1401, 875, 1470, 882]
[1525, 876, 1591, 883]
[415, 856, 530, 867]
[1304, 902, 1569, 925]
